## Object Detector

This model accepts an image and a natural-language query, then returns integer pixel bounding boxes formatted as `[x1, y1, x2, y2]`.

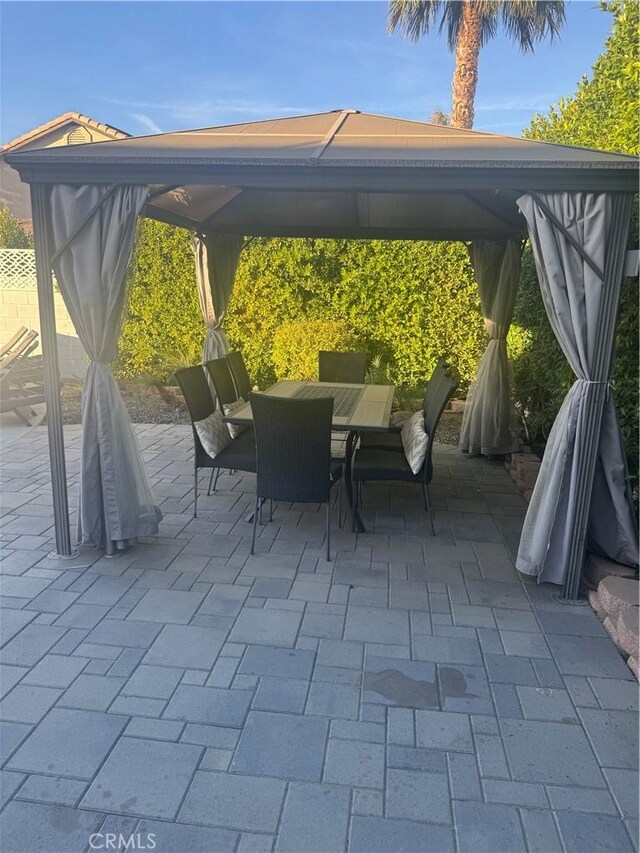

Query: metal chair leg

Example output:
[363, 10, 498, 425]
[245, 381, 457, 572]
[338, 482, 343, 529]
[269, 499, 274, 522]
[207, 468, 221, 496]
[421, 482, 435, 535]
[193, 469, 198, 518]
[420, 482, 429, 510]
[251, 494, 260, 554]
[351, 477, 359, 533]
[326, 501, 331, 562]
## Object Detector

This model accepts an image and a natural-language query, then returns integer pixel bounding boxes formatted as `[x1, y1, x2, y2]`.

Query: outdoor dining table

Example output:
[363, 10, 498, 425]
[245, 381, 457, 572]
[225, 380, 396, 531]
[226, 380, 395, 432]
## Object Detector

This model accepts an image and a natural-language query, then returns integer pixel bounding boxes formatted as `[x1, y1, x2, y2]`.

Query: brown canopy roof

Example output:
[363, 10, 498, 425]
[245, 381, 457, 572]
[5, 110, 637, 241]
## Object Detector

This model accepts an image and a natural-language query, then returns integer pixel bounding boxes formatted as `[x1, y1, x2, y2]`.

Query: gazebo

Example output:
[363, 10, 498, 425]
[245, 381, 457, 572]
[5, 109, 638, 600]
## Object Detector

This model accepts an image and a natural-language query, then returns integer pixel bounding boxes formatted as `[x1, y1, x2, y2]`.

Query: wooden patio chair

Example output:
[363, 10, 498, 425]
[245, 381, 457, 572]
[0, 338, 47, 426]
[0, 328, 39, 370]
[0, 327, 30, 362]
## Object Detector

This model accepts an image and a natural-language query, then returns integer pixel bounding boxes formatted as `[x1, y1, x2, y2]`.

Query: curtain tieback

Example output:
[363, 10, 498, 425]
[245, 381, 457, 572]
[578, 378, 612, 399]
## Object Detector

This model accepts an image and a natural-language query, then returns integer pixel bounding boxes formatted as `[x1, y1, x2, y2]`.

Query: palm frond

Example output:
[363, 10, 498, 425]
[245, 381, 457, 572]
[389, 0, 565, 52]
[500, 1, 566, 52]
[441, 2, 468, 52]
[388, 0, 443, 40]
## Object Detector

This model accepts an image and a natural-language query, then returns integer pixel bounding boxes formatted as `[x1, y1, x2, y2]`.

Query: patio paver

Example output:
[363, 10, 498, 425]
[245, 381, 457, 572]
[0, 423, 637, 852]
[80, 737, 202, 819]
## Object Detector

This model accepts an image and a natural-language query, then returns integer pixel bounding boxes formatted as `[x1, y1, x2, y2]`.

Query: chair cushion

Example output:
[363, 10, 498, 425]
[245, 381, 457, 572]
[390, 410, 413, 429]
[401, 411, 428, 474]
[352, 448, 417, 482]
[223, 400, 249, 438]
[359, 431, 403, 452]
[194, 412, 232, 459]
[214, 429, 257, 473]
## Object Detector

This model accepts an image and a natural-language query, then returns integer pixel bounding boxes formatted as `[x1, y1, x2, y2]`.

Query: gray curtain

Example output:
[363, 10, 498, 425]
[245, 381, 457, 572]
[193, 233, 244, 362]
[459, 239, 521, 456]
[516, 192, 637, 585]
[49, 184, 162, 554]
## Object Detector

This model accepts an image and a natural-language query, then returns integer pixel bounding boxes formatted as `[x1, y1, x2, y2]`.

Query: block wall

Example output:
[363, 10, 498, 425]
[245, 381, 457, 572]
[0, 287, 87, 379]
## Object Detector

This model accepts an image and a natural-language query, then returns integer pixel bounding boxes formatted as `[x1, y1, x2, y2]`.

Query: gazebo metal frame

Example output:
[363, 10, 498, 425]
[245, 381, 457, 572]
[5, 109, 638, 599]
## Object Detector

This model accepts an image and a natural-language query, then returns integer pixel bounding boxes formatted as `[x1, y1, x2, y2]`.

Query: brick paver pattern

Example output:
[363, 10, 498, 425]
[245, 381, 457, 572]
[0, 424, 637, 852]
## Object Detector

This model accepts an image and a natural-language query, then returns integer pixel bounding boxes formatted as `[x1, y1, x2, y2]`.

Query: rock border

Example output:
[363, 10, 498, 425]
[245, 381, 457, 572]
[588, 564, 639, 682]
[503, 447, 541, 504]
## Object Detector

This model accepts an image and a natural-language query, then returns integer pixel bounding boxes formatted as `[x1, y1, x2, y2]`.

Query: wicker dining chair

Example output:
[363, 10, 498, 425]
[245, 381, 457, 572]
[358, 358, 449, 453]
[226, 351, 252, 401]
[319, 350, 367, 465]
[249, 392, 342, 561]
[351, 368, 458, 534]
[175, 366, 256, 517]
[205, 357, 239, 410]
[318, 350, 367, 384]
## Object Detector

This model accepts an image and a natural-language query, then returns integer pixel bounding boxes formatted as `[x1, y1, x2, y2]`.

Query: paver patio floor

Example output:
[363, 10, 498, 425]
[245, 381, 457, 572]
[0, 424, 637, 852]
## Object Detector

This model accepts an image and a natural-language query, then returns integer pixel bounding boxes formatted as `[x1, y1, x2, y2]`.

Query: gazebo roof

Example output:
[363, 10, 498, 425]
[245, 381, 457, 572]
[5, 110, 637, 241]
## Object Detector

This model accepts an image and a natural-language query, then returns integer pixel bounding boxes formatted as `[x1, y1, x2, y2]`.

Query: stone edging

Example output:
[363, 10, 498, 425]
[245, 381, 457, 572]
[503, 448, 541, 503]
[586, 556, 639, 681]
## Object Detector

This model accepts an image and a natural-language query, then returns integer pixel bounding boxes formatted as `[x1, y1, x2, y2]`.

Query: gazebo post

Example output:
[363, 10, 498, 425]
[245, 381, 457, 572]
[30, 184, 74, 557]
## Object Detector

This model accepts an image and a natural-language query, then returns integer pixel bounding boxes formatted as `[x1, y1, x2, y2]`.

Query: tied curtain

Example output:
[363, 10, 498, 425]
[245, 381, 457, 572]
[193, 232, 244, 363]
[459, 239, 521, 456]
[516, 192, 637, 586]
[49, 184, 162, 554]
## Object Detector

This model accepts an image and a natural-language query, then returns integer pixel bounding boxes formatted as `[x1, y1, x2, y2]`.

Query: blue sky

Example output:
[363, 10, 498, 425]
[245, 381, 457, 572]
[1, 1, 612, 145]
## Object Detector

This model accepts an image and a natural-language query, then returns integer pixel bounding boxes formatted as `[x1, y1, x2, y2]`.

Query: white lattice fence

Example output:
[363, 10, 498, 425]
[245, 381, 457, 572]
[0, 249, 38, 289]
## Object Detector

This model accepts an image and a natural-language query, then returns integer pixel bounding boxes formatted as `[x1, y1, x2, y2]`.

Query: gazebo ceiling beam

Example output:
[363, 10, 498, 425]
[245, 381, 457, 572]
[143, 184, 532, 239]
[147, 184, 184, 201]
[201, 188, 245, 228]
[462, 190, 522, 231]
[143, 204, 202, 232]
[197, 223, 525, 241]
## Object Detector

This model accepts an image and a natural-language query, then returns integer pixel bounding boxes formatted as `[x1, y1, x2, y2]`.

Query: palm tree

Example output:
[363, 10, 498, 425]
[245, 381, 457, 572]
[388, 1, 565, 129]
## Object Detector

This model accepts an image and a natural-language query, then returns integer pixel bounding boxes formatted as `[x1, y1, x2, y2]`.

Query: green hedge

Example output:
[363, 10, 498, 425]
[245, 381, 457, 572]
[272, 319, 357, 381]
[0, 204, 32, 248]
[225, 238, 487, 392]
[117, 219, 201, 381]
[118, 232, 488, 393]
